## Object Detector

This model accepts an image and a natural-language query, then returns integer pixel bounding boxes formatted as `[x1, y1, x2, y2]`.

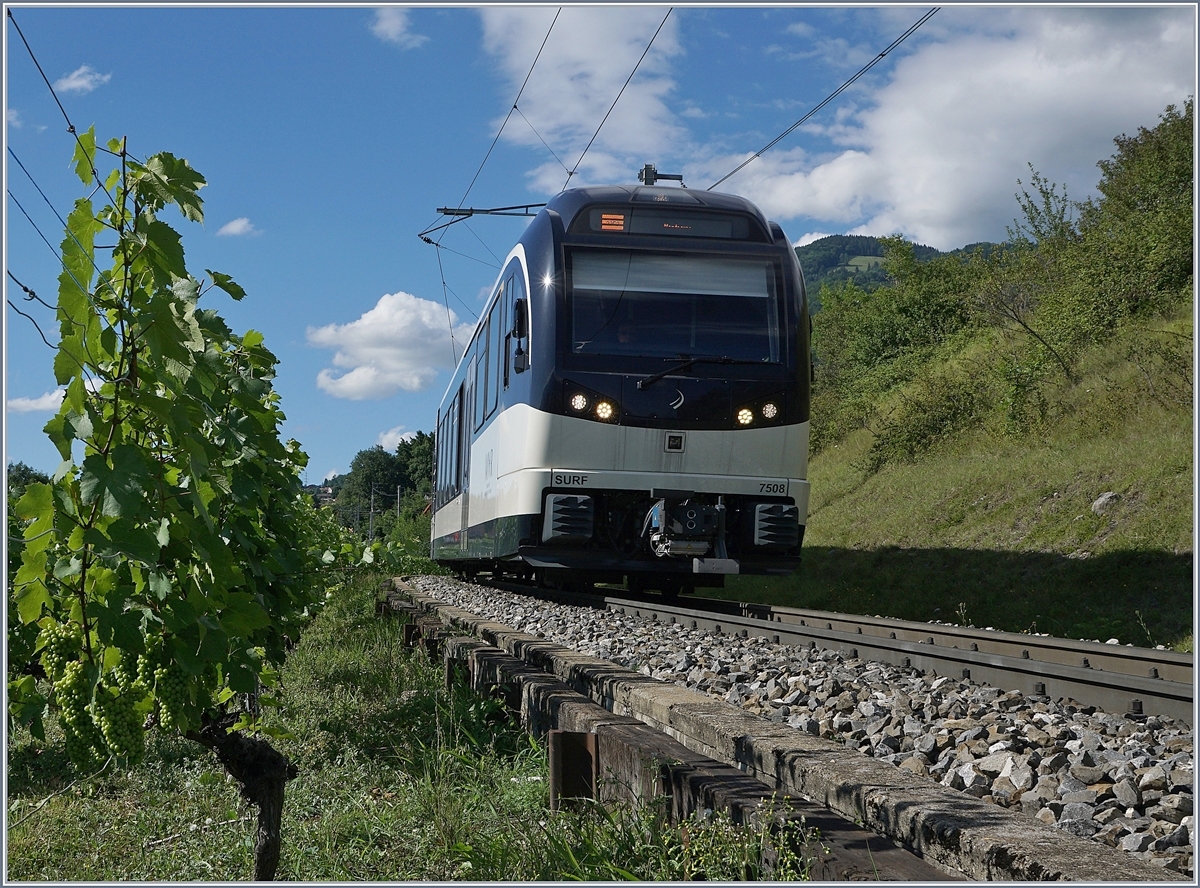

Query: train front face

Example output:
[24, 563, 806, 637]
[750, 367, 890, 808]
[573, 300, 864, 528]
[519, 184, 811, 590]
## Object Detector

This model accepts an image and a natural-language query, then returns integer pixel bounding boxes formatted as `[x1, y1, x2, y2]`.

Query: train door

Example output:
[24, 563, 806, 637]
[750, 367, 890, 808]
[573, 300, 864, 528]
[459, 356, 475, 553]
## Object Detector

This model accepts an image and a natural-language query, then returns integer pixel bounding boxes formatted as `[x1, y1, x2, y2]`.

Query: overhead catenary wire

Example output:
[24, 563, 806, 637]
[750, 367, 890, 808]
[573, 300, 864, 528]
[562, 7, 672, 191]
[707, 7, 940, 191]
[449, 6, 563, 217]
[514, 105, 571, 175]
[422, 9, 562, 372]
[463, 220, 503, 266]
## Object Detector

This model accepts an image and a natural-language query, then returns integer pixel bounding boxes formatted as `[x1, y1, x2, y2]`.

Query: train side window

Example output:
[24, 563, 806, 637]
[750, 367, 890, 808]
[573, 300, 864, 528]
[511, 271, 529, 373]
[474, 328, 488, 430]
[445, 392, 460, 499]
[436, 410, 446, 506]
[461, 369, 474, 484]
[487, 299, 501, 417]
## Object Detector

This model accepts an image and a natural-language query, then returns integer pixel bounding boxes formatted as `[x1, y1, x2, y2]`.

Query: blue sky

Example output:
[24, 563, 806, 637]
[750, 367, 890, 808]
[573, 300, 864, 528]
[4, 4, 1194, 482]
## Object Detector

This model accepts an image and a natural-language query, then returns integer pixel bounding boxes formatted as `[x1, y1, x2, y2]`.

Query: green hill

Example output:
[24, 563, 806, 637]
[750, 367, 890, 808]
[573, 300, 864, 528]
[795, 235, 1000, 309]
[733, 100, 1194, 651]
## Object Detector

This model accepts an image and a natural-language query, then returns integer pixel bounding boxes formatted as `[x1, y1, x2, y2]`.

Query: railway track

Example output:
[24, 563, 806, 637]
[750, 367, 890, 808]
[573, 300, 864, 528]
[396, 576, 1194, 880]
[480, 578, 1194, 725]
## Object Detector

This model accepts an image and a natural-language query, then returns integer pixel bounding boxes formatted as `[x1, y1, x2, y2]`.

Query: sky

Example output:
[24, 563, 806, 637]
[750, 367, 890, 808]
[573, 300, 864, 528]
[4, 3, 1195, 483]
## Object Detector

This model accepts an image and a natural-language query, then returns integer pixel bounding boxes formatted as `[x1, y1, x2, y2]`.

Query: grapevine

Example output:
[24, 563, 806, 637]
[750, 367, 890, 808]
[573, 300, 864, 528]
[6, 127, 341, 880]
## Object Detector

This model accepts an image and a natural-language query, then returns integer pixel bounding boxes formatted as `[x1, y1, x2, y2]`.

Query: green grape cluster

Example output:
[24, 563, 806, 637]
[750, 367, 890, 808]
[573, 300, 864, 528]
[94, 683, 145, 763]
[55, 661, 107, 771]
[136, 653, 156, 686]
[40, 622, 81, 682]
[112, 648, 141, 689]
[154, 663, 189, 732]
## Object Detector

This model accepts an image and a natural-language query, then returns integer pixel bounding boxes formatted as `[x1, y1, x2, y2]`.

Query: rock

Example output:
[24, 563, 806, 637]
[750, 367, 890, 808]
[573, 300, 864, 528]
[1021, 797, 1045, 817]
[1070, 763, 1108, 784]
[1057, 818, 1098, 838]
[1149, 794, 1193, 824]
[1096, 821, 1131, 846]
[1035, 806, 1058, 826]
[1091, 491, 1120, 514]
[899, 756, 928, 777]
[1060, 801, 1097, 823]
[1155, 823, 1190, 850]
[1057, 775, 1088, 796]
[1008, 763, 1036, 792]
[1061, 790, 1098, 805]
[1039, 751, 1069, 773]
[1094, 806, 1126, 826]
[1118, 832, 1156, 853]
[1138, 765, 1169, 791]
[976, 751, 1015, 778]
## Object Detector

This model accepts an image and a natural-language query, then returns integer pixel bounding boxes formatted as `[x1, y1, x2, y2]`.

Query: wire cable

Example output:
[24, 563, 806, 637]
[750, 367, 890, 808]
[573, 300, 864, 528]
[707, 7, 939, 191]
[463, 220, 502, 266]
[514, 104, 571, 175]
[433, 244, 460, 367]
[563, 7, 672, 191]
[8, 147, 121, 304]
[6, 269, 55, 313]
[7, 9, 119, 203]
[451, 6, 562, 214]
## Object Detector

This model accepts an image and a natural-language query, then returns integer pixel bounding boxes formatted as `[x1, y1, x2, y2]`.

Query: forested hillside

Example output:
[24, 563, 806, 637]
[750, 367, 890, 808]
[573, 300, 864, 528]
[733, 100, 1194, 650]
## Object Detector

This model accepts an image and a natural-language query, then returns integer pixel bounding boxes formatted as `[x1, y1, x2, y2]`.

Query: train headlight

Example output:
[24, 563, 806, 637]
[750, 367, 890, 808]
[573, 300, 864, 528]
[564, 380, 620, 423]
[761, 402, 778, 420]
[736, 408, 754, 426]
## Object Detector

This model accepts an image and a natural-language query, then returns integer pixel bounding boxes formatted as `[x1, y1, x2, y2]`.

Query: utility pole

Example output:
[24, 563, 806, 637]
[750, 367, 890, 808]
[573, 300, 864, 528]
[397, 485, 401, 518]
[369, 489, 375, 540]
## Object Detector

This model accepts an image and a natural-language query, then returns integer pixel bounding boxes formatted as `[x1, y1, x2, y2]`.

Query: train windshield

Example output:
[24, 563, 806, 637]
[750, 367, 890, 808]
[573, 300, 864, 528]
[569, 249, 781, 361]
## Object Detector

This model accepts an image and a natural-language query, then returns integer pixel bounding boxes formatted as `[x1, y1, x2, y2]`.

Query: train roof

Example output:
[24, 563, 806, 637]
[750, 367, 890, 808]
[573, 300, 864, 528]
[544, 184, 772, 235]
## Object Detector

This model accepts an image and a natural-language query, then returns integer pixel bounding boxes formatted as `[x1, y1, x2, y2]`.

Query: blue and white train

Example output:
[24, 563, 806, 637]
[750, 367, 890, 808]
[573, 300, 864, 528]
[431, 176, 811, 594]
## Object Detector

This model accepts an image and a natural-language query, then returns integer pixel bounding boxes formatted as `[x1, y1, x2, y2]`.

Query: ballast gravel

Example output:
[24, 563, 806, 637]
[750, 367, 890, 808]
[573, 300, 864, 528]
[408, 576, 1194, 876]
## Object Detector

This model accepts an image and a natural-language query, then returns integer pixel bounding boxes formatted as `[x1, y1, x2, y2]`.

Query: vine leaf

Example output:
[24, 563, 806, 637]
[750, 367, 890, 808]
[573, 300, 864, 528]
[71, 126, 97, 184]
[134, 152, 206, 222]
[205, 270, 246, 302]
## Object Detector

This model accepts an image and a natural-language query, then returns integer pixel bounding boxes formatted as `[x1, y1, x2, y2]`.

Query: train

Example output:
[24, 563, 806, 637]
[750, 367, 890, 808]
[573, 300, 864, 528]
[430, 170, 811, 594]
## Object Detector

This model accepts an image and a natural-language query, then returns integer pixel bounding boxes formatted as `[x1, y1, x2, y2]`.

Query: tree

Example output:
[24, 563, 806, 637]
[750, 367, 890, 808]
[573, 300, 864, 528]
[336, 446, 405, 535]
[396, 430, 433, 496]
[7, 130, 331, 880]
[1076, 98, 1193, 315]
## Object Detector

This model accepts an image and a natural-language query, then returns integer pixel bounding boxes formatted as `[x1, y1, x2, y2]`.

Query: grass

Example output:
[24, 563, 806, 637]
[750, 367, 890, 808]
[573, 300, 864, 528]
[722, 313, 1193, 651]
[7, 571, 817, 881]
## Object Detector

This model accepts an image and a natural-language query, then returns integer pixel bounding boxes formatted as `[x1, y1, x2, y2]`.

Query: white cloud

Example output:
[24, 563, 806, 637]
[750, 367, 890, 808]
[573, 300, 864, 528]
[216, 217, 259, 237]
[53, 65, 111, 95]
[323, 468, 343, 482]
[371, 8, 428, 49]
[480, 7, 684, 193]
[701, 7, 1195, 249]
[377, 425, 418, 451]
[470, 7, 1190, 249]
[8, 388, 65, 412]
[307, 290, 474, 400]
[794, 232, 834, 248]
[6, 109, 22, 128]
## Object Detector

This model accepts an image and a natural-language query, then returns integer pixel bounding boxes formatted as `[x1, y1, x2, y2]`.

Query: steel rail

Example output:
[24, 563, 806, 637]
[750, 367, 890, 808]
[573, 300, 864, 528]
[481, 579, 1194, 725]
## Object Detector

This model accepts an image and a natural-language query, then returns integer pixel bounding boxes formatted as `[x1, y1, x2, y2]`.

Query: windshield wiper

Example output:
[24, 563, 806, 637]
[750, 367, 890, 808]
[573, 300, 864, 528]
[636, 355, 767, 390]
